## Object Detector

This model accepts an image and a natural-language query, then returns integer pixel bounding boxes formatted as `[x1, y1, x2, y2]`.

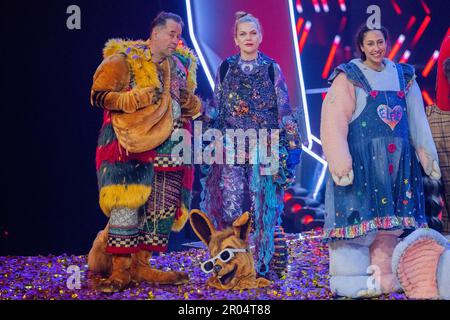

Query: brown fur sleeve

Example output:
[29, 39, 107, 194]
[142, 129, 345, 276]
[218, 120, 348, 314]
[90, 54, 160, 113]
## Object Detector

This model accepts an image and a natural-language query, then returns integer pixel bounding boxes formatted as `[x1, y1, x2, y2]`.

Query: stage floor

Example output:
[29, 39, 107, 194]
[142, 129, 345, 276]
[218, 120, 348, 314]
[0, 231, 407, 300]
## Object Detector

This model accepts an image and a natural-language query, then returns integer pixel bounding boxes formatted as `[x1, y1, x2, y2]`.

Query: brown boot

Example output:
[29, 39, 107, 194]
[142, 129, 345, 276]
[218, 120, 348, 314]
[97, 254, 132, 293]
[131, 250, 189, 285]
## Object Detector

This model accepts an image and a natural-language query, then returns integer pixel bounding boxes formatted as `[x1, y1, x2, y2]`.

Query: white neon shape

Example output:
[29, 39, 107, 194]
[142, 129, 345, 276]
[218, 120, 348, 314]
[186, 0, 327, 199]
[288, 0, 313, 148]
[289, 0, 327, 198]
[185, 0, 215, 89]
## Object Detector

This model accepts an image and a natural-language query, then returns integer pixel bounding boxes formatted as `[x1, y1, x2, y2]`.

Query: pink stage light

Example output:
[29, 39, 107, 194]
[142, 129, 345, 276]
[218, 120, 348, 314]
[296, 0, 303, 13]
[338, 0, 346, 12]
[312, 0, 321, 13]
[391, 0, 402, 15]
[420, 0, 431, 15]
[338, 16, 347, 33]
[405, 16, 416, 32]
[399, 50, 411, 63]
[320, 0, 329, 12]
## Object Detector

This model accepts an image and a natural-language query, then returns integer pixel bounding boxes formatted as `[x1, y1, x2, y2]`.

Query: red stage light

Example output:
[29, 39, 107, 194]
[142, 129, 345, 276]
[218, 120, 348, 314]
[438, 211, 443, 221]
[322, 35, 341, 79]
[411, 16, 431, 47]
[296, 17, 304, 35]
[422, 50, 439, 78]
[292, 204, 303, 213]
[298, 21, 311, 54]
[284, 192, 293, 202]
[388, 34, 405, 60]
[302, 215, 314, 225]
[422, 90, 434, 105]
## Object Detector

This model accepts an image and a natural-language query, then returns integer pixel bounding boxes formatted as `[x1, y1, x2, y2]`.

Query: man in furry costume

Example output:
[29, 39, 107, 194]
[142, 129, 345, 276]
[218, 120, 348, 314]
[88, 12, 201, 292]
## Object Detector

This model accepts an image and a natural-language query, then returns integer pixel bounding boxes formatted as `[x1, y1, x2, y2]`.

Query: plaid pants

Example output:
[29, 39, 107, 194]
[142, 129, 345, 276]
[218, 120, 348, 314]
[426, 105, 450, 234]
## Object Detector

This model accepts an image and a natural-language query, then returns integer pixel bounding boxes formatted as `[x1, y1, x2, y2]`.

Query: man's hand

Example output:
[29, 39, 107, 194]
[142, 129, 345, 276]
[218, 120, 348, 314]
[179, 88, 201, 119]
[179, 88, 192, 106]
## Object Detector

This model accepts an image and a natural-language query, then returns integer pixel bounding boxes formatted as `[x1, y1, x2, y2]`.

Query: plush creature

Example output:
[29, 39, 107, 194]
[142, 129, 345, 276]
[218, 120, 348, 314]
[393, 228, 450, 299]
[189, 209, 271, 290]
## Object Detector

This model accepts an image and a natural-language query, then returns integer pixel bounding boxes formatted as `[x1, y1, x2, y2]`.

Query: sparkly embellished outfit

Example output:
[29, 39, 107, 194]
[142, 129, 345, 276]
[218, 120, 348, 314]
[201, 52, 302, 278]
[321, 58, 439, 298]
[91, 39, 198, 254]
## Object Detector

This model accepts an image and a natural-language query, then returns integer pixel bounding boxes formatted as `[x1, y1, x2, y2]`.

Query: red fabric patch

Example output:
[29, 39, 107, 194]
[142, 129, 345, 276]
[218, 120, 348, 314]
[397, 91, 405, 99]
[96, 140, 156, 171]
[388, 143, 397, 153]
[389, 164, 394, 174]
[370, 90, 379, 98]
[154, 166, 184, 172]
[105, 246, 139, 254]
[138, 244, 168, 253]
[182, 166, 194, 189]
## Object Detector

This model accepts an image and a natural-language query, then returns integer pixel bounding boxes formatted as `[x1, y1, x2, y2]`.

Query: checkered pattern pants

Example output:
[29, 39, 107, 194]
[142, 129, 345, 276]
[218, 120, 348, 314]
[427, 105, 450, 234]
[106, 170, 183, 254]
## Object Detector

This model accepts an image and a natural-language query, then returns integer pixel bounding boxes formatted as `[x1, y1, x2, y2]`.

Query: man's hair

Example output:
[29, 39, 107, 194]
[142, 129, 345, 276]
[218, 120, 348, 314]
[150, 11, 184, 34]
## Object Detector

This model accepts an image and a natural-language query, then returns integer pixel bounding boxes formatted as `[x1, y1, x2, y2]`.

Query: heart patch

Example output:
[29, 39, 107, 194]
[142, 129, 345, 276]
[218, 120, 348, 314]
[376, 104, 403, 130]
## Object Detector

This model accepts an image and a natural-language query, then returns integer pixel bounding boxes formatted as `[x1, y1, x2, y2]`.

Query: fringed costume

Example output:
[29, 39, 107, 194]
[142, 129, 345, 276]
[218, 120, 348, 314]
[91, 39, 200, 255]
[200, 52, 302, 280]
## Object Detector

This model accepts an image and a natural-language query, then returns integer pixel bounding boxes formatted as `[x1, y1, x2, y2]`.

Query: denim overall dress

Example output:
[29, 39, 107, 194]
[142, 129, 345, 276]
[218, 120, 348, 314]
[323, 62, 427, 242]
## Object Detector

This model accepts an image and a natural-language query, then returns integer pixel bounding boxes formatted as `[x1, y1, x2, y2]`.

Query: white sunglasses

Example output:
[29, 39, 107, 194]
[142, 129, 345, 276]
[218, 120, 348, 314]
[201, 248, 247, 274]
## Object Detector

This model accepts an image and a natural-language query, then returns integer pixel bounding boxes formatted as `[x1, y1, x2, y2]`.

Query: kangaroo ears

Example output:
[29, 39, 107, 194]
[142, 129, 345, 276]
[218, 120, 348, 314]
[189, 209, 216, 246]
[232, 212, 252, 242]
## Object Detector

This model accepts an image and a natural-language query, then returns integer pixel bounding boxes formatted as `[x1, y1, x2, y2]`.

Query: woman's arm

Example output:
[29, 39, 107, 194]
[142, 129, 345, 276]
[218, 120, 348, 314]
[320, 72, 355, 186]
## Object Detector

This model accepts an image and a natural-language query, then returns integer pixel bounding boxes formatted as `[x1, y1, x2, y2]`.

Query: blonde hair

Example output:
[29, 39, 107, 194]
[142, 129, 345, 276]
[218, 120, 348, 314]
[234, 11, 262, 36]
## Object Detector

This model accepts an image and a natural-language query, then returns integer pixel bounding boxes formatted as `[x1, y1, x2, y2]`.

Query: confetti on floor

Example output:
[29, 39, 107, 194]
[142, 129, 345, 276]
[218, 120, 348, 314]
[0, 231, 407, 300]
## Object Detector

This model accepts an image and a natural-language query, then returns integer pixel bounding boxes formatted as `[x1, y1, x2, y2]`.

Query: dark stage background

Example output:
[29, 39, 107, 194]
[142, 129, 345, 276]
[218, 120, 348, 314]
[0, 0, 448, 256]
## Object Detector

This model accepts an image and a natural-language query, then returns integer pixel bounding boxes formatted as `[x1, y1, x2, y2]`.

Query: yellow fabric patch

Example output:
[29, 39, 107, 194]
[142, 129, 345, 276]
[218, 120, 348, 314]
[171, 204, 189, 232]
[99, 184, 151, 216]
